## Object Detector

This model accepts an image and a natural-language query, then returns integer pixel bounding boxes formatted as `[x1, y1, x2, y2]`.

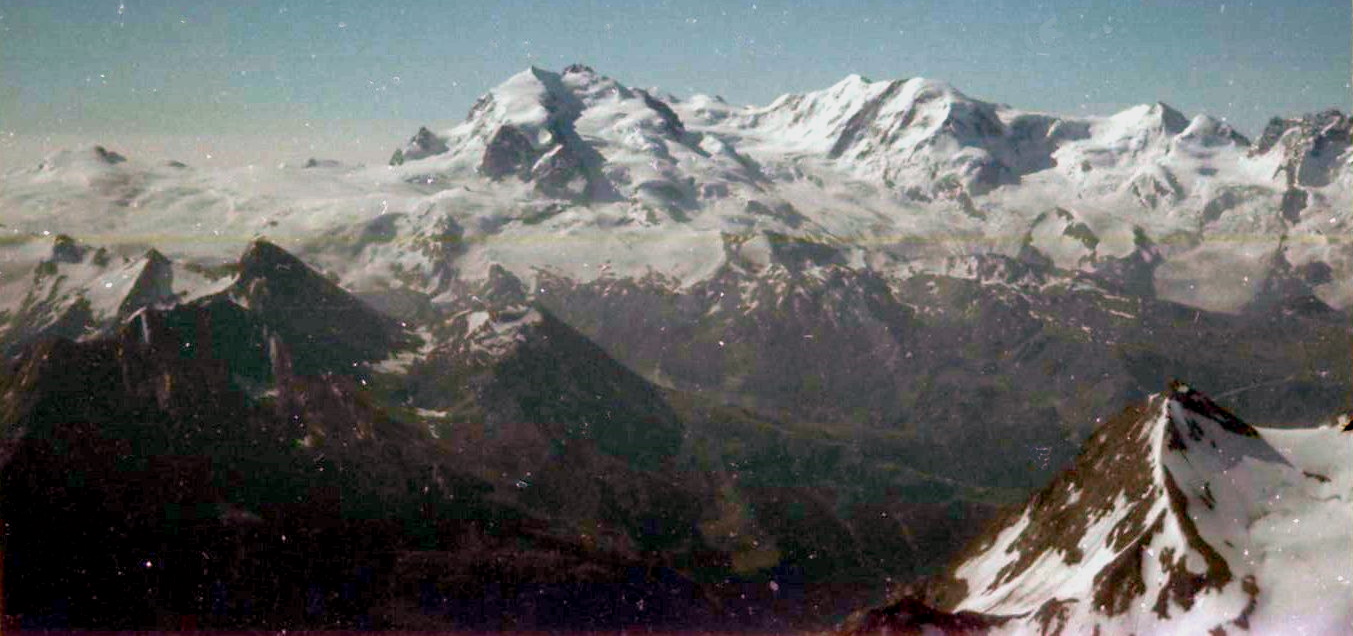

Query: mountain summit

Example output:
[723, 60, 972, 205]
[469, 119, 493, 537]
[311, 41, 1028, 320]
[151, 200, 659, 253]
[846, 383, 1352, 634]
[2, 66, 1348, 313]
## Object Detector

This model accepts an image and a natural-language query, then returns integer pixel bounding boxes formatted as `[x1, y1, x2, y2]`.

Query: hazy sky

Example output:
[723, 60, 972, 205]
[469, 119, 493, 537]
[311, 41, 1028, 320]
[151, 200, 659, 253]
[2, 0, 1349, 169]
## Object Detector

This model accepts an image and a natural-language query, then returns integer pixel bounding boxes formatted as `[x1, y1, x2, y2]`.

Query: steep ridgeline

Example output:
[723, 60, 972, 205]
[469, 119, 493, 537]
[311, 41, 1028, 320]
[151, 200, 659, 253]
[1, 66, 1349, 314]
[843, 384, 1352, 634]
[0, 65, 1351, 631]
[0, 240, 983, 631]
[0, 235, 177, 355]
[0, 240, 722, 631]
[371, 266, 1001, 626]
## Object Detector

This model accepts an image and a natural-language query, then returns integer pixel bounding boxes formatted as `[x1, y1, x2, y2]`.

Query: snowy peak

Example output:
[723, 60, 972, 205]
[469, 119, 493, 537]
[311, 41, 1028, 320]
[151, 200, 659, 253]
[1251, 109, 1351, 187]
[1129, 102, 1189, 135]
[117, 248, 174, 318]
[472, 66, 584, 137]
[1175, 114, 1251, 150]
[747, 75, 992, 156]
[1069, 102, 1188, 167]
[4, 66, 1350, 315]
[920, 384, 1352, 633]
[1161, 380, 1263, 447]
[389, 126, 449, 165]
[0, 236, 182, 353]
[449, 64, 688, 152]
[733, 74, 1052, 195]
[394, 64, 747, 205]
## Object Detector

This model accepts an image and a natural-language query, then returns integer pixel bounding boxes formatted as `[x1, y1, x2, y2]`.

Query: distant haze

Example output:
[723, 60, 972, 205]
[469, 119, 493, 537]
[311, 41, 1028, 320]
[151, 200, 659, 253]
[2, 0, 1349, 171]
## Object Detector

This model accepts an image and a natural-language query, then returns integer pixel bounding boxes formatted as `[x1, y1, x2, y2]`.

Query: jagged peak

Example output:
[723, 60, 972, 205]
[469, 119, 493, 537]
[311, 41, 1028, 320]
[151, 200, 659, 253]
[234, 238, 350, 297]
[390, 125, 450, 165]
[1251, 108, 1350, 156]
[476, 263, 528, 306]
[935, 382, 1281, 625]
[141, 247, 171, 267]
[1108, 101, 1189, 135]
[1160, 381, 1264, 450]
[48, 234, 91, 264]
[238, 238, 303, 273]
[561, 63, 597, 77]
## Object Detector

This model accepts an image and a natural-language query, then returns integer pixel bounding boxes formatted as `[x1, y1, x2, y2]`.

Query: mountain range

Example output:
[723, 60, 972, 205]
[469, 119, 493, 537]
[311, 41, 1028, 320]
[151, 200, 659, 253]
[0, 65, 1348, 631]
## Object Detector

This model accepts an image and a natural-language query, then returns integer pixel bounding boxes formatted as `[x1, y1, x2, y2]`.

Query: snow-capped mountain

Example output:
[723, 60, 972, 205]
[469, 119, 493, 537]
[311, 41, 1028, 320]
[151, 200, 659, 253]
[1, 65, 1350, 631]
[842, 383, 1352, 634]
[1, 65, 1347, 315]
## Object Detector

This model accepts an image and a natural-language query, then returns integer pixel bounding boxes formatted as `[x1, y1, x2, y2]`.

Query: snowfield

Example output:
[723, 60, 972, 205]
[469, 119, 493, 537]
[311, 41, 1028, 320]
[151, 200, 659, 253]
[1, 65, 1350, 633]
[939, 384, 1352, 634]
[1, 65, 1348, 321]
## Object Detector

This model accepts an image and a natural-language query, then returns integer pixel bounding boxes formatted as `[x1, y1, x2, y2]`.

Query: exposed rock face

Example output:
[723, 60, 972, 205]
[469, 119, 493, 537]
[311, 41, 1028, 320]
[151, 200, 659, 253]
[5, 241, 981, 632]
[116, 249, 175, 318]
[475, 263, 528, 306]
[1126, 166, 1185, 209]
[2, 238, 177, 356]
[49, 234, 90, 264]
[1254, 109, 1352, 187]
[828, 79, 909, 160]
[410, 305, 686, 471]
[229, 239, 411, 373]
[837, 594, 1008, 635]
[1084, 225, 1162, 297]
[1280, 187, 1309, 223]
[529, 135, 595, 198]
[638, 89, 688, 139]
[390, 126, 450, 165]
[0, 246, 716, 631]
[842, 383, 1352, 634]
[478, 124, 540, 179]
[302, 157, 342, 169]
[1243, 241, 1335, 316]
[92, 145, 127, 164]
[3, 66, 1352, 633]
[0, 301, 710, 630]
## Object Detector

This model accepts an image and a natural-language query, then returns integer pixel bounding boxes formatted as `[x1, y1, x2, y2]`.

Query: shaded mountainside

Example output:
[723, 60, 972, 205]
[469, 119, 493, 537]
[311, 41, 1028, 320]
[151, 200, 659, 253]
[5, 236, 1347, 630]
[0, 241, 998, 631]
[0, 64, 1350, 633]
[538, 253, 1351, 492]
[0, 264, 730, 631]
[841, 384, 1353, 634]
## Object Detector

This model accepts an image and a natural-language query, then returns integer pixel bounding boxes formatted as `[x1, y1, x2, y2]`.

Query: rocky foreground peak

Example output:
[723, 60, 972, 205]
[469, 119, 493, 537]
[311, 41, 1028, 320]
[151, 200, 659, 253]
[843, 383, 1351, 634]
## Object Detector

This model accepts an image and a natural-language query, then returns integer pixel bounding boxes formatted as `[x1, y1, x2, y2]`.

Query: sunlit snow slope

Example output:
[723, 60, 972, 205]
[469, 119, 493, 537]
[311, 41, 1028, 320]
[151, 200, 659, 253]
[1, 65, 1349, 315]
[923, 383, 1352, 634]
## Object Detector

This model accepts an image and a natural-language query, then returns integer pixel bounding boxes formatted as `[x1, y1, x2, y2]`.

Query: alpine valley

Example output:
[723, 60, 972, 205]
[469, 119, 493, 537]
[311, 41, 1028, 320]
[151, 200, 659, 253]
[0, 65, 1349, 632]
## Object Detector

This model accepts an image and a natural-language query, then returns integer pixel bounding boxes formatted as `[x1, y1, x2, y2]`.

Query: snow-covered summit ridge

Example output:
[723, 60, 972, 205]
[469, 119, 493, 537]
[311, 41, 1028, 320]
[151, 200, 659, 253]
[927, 382, 1351, 634]
[379, 66, 1349, 311]
[396, 65, 1342, 215]
[1, 65, 1349, 314]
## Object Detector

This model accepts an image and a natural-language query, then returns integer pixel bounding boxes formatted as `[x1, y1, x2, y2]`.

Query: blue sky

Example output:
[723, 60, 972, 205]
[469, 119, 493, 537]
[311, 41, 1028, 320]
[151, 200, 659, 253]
[1, 0, 1348, 168]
